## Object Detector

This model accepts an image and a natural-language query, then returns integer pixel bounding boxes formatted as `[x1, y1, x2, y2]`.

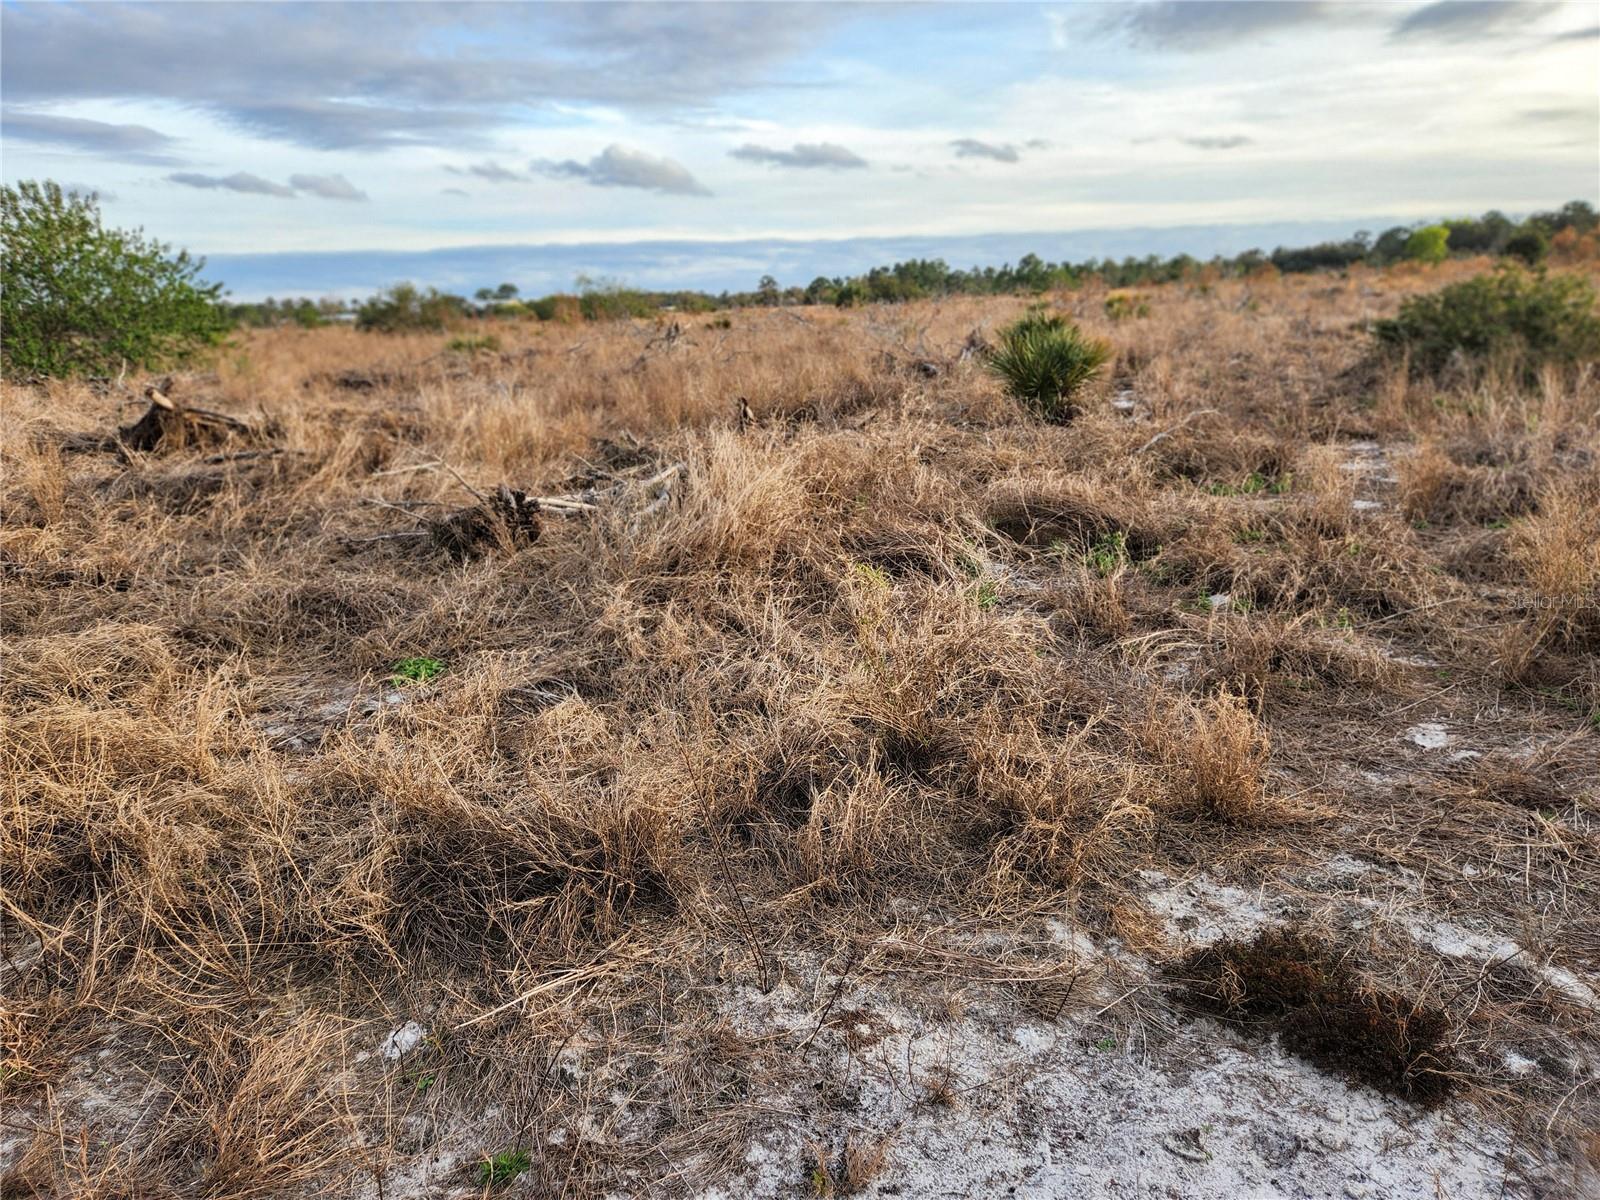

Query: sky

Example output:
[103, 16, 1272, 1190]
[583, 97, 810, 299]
[3, 1, 1597, 299]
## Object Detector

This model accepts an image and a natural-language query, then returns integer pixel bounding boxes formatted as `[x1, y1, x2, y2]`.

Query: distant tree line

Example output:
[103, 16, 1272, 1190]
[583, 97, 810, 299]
[221, 199, 1600, 332]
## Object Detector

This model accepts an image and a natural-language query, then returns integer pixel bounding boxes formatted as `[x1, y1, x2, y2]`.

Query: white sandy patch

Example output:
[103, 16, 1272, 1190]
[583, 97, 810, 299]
[693, 970, 1524, 1200]
[1138, 871, 1290, 944]
[381, 1020, 427, 1060]
[1404, 722, 1451, 750]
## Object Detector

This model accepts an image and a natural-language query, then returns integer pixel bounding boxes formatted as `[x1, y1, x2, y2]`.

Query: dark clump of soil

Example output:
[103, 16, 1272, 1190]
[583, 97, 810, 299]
[1174, 927, 1457, 1105]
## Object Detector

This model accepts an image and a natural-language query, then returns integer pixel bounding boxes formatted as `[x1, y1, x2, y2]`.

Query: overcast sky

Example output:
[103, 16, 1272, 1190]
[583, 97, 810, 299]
[3, 1, 1596, 291]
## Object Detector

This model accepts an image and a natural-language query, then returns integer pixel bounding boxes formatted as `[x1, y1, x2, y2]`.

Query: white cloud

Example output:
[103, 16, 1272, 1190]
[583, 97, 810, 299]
[531, 144, 711, 196]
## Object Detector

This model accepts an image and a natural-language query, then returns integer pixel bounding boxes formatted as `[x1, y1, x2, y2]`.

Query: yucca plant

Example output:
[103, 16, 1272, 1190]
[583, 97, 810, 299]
[985, 311, 1111, 423]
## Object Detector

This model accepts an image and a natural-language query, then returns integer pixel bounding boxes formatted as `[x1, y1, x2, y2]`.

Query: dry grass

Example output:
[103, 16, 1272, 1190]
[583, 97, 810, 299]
[2, 261, 1598, 1196]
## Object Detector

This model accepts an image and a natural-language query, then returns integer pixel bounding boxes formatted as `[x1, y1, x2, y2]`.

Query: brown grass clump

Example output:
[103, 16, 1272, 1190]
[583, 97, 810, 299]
[1145, 691, 1276, 823]
[1509, 479, 1600, 651]
[1176, 928, 1457, 1105]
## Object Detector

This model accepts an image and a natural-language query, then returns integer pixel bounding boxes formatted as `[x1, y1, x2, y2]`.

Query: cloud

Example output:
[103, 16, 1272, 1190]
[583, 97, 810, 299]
[222, 99, 494, 151]
[1182, 135, 1254, 150]
[950, 138, 1021, 163]
[0, 3, 851, 151]
[168, 171, 297, 197]
[167, 171, 369, 200]
[531, 144, 711, 196]
[288, 173, 368, 201]
[0, 108, 183, 163]
[1520, 106, 1593, 122]
[729, 141, 868, 169]
[448, 160, 528, 184]
[63, 182, 117, 202]
[1550, 24, 1598, 40]
[1109, 1, 1339, 50]
[441, 187, 471, 197]
[1391, 1, 1555, 41]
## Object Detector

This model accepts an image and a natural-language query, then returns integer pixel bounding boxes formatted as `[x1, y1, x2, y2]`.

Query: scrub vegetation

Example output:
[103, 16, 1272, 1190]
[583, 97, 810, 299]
[2, 254, 1598, 1198]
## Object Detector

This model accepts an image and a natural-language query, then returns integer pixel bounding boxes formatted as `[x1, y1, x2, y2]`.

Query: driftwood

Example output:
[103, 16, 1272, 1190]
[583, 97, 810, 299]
[117, 384, 257, 454]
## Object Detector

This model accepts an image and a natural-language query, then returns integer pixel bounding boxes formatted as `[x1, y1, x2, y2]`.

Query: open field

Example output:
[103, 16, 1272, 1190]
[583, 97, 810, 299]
[3, 261, 1598, 1199]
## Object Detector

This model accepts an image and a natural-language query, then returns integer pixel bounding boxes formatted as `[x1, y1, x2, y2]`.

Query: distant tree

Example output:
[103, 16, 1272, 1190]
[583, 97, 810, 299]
[1404, 225, 1451, 265]
[1369, 226, 1413, 265]
[494, 282, 519, 300]
[804, 276, 839, 305]
[356, 282, 468, 332]
[1, 179, 228, 377]
[756, 275, 781, 306]
[1504, 227, 1549, 267]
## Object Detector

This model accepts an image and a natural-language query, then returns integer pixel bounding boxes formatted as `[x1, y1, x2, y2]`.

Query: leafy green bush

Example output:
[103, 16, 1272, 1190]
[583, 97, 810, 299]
[356, 283, 467, 333]
[1503, 228, 1549, 267]
[1372, 267, 1600, 379]
[1, 180, 228, 378]
[576, 275, 657, 320]
[529, 294, 583, 322]
[1104, 293, 1150, 321]
[1404, 225, 1450, 265]
[985, 311, 1111, 423]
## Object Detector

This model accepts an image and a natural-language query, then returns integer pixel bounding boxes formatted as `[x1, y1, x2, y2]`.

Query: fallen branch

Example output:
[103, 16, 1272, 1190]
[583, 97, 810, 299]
[1134, 408, 1221, 455]
[354, 457, 687, 556]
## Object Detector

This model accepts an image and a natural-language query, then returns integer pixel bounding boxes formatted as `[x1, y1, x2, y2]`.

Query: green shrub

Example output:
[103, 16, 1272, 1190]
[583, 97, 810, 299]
[529, 294, 583, 322]
[446, 333, 500, 355]
[356, 283, 467, 333]
[985, 311, 1111, 423]
[392, 656, 445, 683]
[1104, 293, 1150, 321]
[1, 180, 228, 378]
[1372, 267, 1600, 380]
[1404, 225, 1450, 265]
[1503, 228, 1549, 267]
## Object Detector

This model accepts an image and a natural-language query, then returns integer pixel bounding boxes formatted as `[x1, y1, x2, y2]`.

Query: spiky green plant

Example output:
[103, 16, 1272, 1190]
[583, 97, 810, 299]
[477, 1149, 532, 1187]
[985, 311, 1111, 423]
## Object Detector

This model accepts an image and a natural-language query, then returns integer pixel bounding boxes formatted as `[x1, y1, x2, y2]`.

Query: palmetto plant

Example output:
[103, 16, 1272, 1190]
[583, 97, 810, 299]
[985, 311, 1111, 423]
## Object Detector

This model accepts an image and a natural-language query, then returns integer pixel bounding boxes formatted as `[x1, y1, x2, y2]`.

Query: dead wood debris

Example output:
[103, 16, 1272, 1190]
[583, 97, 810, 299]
[116, 382, 259, 455]
[350, 456, 686, 558]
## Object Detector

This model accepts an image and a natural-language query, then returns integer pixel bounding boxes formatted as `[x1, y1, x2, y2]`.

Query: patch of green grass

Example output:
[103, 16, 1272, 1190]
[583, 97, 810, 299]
[447, 333, 501, 355]
[477, 1149, 532, 1188]
[1104, 293, 1150, 321]
[1093, 1036, 1117, 1051]
[1208, 471, 1279, 497]
[1084, 530, 1128, 577]
[974, 578, 1000, 610]
[1233, 527, 1266, 545]
[852, 562, 891, 590]
[1321, 607, 1355, 630]
[392, 656, 445, 684]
